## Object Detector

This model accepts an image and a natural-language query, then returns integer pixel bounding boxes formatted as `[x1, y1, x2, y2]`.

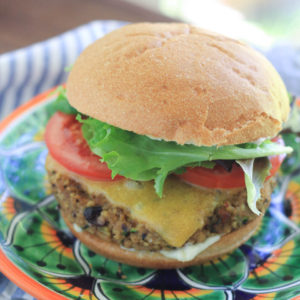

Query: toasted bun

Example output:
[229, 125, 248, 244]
[67, 23, 289, 146]
[64, 211, 262, 269]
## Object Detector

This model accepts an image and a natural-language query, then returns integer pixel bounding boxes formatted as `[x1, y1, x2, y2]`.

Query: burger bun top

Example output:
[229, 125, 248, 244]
[67, 23, 289, 146]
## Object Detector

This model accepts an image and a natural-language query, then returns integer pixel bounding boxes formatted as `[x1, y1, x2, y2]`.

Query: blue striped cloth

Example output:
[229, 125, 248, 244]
[0, 20, 126, 121]
[0, 20, 125, 299]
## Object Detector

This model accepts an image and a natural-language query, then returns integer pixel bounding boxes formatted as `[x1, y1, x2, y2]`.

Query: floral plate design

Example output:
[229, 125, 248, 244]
[0, 90, 300, 300]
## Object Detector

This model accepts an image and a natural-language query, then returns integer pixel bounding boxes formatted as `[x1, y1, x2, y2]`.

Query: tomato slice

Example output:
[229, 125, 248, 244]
[45, 112, 123, 181]
[178, 163, 245, 189]
[178, 137, 285, 189]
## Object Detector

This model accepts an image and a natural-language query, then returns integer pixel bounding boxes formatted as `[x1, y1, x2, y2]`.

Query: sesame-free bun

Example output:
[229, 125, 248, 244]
[67, 23, 289, 146]
[64, 211, 262, 269]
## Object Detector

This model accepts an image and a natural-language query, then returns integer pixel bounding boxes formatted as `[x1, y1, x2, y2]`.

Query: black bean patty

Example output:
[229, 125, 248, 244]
[46, 157, 272, 251]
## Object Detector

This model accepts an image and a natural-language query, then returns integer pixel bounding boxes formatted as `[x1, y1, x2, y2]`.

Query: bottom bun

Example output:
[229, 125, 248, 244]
[63, 211, 262, 269]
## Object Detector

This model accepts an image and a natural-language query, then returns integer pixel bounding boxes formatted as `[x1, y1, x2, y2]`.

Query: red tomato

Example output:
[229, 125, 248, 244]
[45, 112, 123, 181]
[178, 137, 285, 189]
[178, 163, 245, 189]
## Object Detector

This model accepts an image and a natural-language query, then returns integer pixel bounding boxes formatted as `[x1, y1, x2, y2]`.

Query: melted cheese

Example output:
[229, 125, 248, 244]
[47, 155, 220, 248]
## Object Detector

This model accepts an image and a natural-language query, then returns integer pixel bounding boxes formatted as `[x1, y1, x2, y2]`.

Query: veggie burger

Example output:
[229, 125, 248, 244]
[45, 23, 292, 269]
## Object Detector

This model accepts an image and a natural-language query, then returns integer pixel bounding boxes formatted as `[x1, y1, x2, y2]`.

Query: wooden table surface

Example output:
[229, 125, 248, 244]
[0, 0, 176, 54]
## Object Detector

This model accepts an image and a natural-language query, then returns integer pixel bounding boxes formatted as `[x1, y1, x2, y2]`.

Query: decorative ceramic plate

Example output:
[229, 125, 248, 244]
[0, 90, 300, 300]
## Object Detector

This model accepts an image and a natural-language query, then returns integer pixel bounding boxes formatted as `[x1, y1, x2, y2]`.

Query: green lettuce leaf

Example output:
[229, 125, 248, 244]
[236, 158, 271, 215]
[64, 65, 73, 72]
[52, 86, 78, 115]
[79, 116, 292, 197]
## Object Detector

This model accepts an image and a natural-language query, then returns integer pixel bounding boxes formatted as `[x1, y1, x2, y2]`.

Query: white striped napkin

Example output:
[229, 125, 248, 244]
[0, 20, 126, 121]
